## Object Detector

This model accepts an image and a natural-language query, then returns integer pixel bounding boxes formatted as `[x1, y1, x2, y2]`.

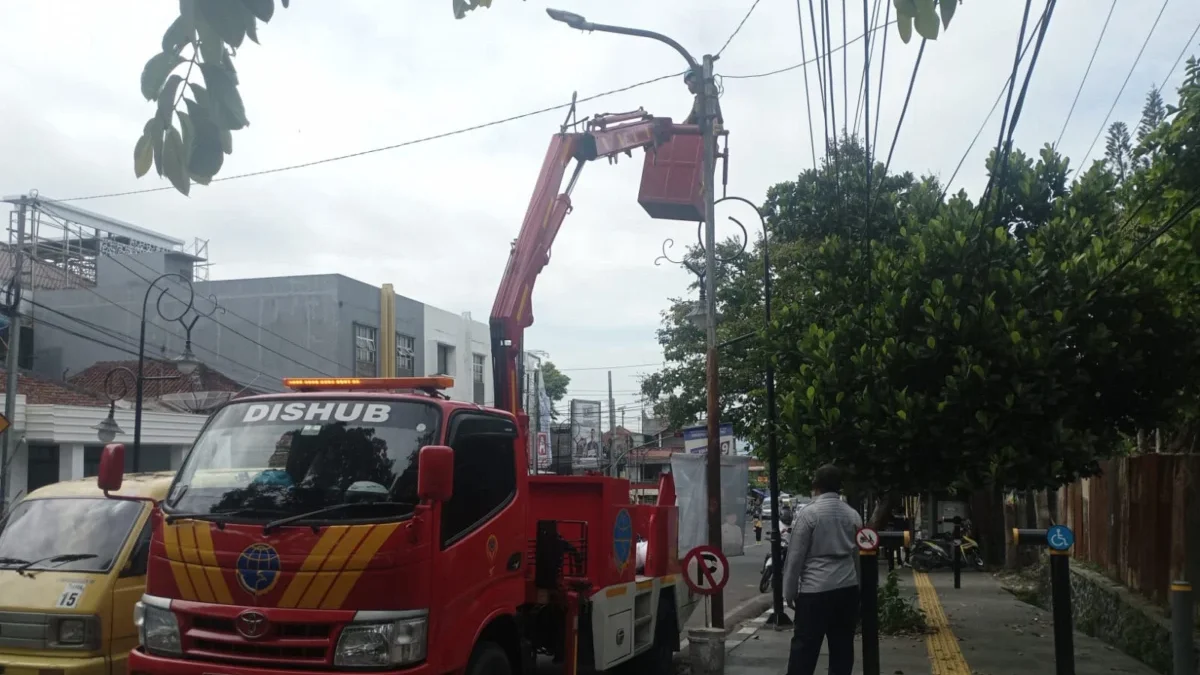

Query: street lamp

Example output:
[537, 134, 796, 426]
[549, 9, 729, 645]
[92, 402, 124, 444]
[128, 274, 220, 469]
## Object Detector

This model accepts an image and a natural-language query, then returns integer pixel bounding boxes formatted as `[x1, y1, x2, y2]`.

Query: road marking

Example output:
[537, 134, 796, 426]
[912, 571, 972, 675]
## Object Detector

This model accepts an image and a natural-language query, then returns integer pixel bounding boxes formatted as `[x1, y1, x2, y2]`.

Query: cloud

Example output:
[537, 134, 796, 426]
[2, 0, 1198, 427]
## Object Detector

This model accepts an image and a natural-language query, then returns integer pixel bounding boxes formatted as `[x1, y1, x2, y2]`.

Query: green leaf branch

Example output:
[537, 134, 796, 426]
[135, 0, 289, 195]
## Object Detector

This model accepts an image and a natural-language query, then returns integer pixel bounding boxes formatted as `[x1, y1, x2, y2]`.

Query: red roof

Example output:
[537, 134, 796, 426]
[68, 359, 246, 399]
[0, 368, 109, 406]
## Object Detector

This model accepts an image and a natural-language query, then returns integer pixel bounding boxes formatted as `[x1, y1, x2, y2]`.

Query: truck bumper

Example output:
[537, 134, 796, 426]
[128, 649, 437, 675]
[0, 653, 110, 675]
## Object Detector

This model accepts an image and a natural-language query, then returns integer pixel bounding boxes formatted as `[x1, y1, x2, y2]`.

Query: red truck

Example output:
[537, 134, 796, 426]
[95, 106, 712, 675]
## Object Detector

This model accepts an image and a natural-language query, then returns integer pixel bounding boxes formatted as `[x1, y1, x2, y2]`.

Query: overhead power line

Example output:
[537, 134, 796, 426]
[1158, 17, 1200, 97]
[723, 18, 896, 80]
[1053, 0, 1118, 150]
[1073, 0, 1171, 178]
[717, 0, 765, 57]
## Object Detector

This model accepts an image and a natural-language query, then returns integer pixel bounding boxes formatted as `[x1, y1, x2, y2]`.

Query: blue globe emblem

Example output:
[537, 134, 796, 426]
[613, 509, 633, 570]
[236, 543, 281, 596]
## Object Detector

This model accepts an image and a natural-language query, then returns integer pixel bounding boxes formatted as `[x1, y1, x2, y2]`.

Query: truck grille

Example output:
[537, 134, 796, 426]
[180, 610, 335, 666]
[0, 611, 50, 650]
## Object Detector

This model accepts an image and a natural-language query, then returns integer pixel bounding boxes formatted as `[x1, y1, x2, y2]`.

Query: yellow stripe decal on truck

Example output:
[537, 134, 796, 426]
[278, 526, 348, 608]
[297, 526, 373, 609]
[175, 523, 215, 603]
[192, 522, 233, 604]
[320, 523, 400, 609]
[161, 523, 197, 601]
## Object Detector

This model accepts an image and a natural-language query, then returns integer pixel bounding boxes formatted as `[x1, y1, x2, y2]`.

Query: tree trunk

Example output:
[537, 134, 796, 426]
[868, 491, 900, 530]
[970, 487, 1006, 566]
[1036, 490, 1052, 529]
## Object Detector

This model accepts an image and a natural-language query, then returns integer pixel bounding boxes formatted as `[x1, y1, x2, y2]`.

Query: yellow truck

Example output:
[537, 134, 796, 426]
[0, 472, 173, 675]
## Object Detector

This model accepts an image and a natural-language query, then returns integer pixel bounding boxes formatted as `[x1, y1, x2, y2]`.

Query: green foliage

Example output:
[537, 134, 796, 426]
[135, 0, 290, 194]
[1105, 121, 1132, 183]
[877, 570, 927, 634]
[540, 361, 571, 403]
[892, 0, 959, 43]
[644, 58, 1200, 497]
[137, 0, 504, 194]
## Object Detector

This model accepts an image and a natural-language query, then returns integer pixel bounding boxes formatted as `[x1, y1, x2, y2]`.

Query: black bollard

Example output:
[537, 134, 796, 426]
[1049, 551, 1075, 675]
[860, 547, 880, 675]
[1171, 581, 1193, 675]
[953, 540, 962, 589]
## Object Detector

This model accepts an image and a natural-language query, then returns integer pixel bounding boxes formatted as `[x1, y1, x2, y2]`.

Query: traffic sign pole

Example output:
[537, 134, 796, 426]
[857, 527, 880, 675]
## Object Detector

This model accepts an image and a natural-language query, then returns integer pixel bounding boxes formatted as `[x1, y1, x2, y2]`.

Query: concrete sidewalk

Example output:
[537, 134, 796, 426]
[721, 567, 1160, 674]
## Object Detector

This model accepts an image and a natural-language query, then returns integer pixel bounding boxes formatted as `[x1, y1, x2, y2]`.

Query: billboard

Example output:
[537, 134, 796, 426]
[569, 399, 603, 469]
[671, 453, 751, 557]
[683, 423, 735, 455]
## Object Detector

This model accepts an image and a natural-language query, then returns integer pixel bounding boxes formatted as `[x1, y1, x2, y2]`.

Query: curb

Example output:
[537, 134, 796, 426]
[677, 594, 775, 653]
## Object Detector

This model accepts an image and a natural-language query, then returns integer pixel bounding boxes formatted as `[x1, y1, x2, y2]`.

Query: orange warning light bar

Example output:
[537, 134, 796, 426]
[283, 376, 455, 391]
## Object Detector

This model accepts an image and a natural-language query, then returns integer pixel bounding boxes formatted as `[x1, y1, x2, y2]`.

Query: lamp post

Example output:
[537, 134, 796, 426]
[123, 273, 216, 469]
[548, 8, 728, 634]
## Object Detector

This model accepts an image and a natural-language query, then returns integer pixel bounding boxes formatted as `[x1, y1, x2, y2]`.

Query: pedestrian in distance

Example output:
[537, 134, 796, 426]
[782, 464, 863, 675]
[754, 517, 763, 543]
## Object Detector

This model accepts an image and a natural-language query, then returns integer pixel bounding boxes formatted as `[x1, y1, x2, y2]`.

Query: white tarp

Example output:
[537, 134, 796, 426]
[671, 453, 751, 557]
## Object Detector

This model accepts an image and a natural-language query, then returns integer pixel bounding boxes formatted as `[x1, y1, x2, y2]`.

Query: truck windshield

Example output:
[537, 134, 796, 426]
[166, 399, 440, 523]
[0, 498, 142, 573]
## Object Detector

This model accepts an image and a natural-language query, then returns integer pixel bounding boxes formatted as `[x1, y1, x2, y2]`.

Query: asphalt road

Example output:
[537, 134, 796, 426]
[684, 523, 771, 629]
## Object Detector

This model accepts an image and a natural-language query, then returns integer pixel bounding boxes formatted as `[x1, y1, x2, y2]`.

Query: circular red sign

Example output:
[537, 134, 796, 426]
[682, 545, 730, 596]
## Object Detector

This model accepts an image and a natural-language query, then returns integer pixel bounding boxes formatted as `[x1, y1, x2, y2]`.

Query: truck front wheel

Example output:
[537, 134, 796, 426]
[466, 641, 513, 675]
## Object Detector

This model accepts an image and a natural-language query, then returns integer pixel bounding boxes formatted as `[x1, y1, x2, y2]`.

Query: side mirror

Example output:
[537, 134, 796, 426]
[97, 443, 126, 494]
[417, 445, 454, 503]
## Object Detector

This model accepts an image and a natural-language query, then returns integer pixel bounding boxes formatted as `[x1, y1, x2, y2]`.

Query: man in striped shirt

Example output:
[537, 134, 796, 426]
[782, 464, 863, 675]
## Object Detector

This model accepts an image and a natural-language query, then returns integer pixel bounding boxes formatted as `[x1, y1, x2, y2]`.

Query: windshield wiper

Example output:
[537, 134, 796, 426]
[263, 501, 414, 535]
[16, 553, 98, 576]
[165, 507, 290, 527]
[0, 556, 31, 567]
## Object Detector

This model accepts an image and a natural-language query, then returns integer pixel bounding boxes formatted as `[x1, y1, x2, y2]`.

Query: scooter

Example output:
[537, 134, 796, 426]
[758, 526, 790, 593]
[908, 531, 984, 572]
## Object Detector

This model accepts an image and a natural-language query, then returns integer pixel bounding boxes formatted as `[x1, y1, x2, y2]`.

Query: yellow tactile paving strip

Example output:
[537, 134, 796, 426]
[912, 570, 972, 675]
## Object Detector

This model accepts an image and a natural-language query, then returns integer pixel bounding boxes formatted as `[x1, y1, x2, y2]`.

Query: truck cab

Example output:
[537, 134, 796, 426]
[0, 472, 173, 675]
[99, 376, 692, 675]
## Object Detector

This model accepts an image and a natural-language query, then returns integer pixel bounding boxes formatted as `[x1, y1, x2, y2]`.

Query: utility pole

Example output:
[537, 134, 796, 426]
[699, 52, 726, 631]
[0, 197, 26, 510]
[532, 363, 541, 475]
[607, 370, 616, 476]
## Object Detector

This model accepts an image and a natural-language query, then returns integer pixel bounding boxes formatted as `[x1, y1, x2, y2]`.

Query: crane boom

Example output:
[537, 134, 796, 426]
[489, 110, 697, 421]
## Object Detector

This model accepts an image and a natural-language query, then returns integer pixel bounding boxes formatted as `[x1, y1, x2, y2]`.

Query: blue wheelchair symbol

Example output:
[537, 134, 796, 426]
[1046, 524, 1074, 551]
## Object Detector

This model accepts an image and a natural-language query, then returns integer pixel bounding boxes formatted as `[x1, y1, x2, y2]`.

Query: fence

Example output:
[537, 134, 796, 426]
[1057, 454, 1200, 606]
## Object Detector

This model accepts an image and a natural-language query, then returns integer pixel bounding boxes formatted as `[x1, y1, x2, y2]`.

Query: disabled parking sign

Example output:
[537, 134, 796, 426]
[1046, 524, 1074, 552]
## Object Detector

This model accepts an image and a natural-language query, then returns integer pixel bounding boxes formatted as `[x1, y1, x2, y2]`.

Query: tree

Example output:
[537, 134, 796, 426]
[1137, 87, 1166, 144]
[1104, 121, 1133, 183]
[136, 0, 497, 194]
[540, 361, 571, 419]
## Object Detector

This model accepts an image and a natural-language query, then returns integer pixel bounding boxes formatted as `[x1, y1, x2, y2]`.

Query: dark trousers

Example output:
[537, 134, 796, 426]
[755, 526, 762, 542]
[786, 585, 860, 675]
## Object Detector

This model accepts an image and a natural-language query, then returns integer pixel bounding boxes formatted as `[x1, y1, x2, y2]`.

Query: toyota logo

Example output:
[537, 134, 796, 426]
[236, 610, 269, 639]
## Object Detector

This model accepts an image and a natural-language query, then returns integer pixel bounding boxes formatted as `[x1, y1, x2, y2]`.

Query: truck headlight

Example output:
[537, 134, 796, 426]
[334, 616, 428, 667]
[49, 616, 100, 649]
[134, 600, 181, 656]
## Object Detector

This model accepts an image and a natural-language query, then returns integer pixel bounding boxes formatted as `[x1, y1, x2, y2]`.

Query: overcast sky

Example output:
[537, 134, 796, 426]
[2, 0, 1198, 430]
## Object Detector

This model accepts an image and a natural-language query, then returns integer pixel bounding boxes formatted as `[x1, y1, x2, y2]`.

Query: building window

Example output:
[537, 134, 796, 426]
[26, 445, 60, 494]
[472, 353, 486, 405]
[354, 324, 377, 377]
[437, 344, 455, 376]
[396, 333, 415, 377]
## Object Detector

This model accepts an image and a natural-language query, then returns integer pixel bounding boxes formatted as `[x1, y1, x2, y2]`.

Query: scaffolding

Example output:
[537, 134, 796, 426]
[2, 195, 205, 287]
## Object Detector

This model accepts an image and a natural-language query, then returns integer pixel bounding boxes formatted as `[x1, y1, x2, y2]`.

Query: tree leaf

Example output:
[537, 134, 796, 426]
[199, 0, 249, 49]
[162, 15, 196, 54]
[134, 132, 154, 178]
[893, 0, 916, 42]
[186, 110, 226, 178]
[281, 0, 288, 7]
[140, 52, 183, 101]
[219, 127, 233, 154]
[243, 0, 274, 22]
[200, 63, 248, 129]
[938, 0, 956, 28]
[156, 74, 184, 126]
[896, 409, 907, 420]
[162, 125, 191, 196]
[244, 7, 260, 44]
[913, 0, 940, 40]
[144, 117, 166, 177]
[196, 15, 225, 65]
[177, 110, 195, 163]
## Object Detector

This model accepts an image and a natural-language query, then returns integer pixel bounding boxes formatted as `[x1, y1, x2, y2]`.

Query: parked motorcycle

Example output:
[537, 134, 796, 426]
[908, 532, 984, 572]
[758, 526, 790, 593]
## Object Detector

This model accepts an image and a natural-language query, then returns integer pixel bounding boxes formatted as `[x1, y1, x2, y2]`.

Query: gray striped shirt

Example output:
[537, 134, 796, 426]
[782, 492, 862, 598]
